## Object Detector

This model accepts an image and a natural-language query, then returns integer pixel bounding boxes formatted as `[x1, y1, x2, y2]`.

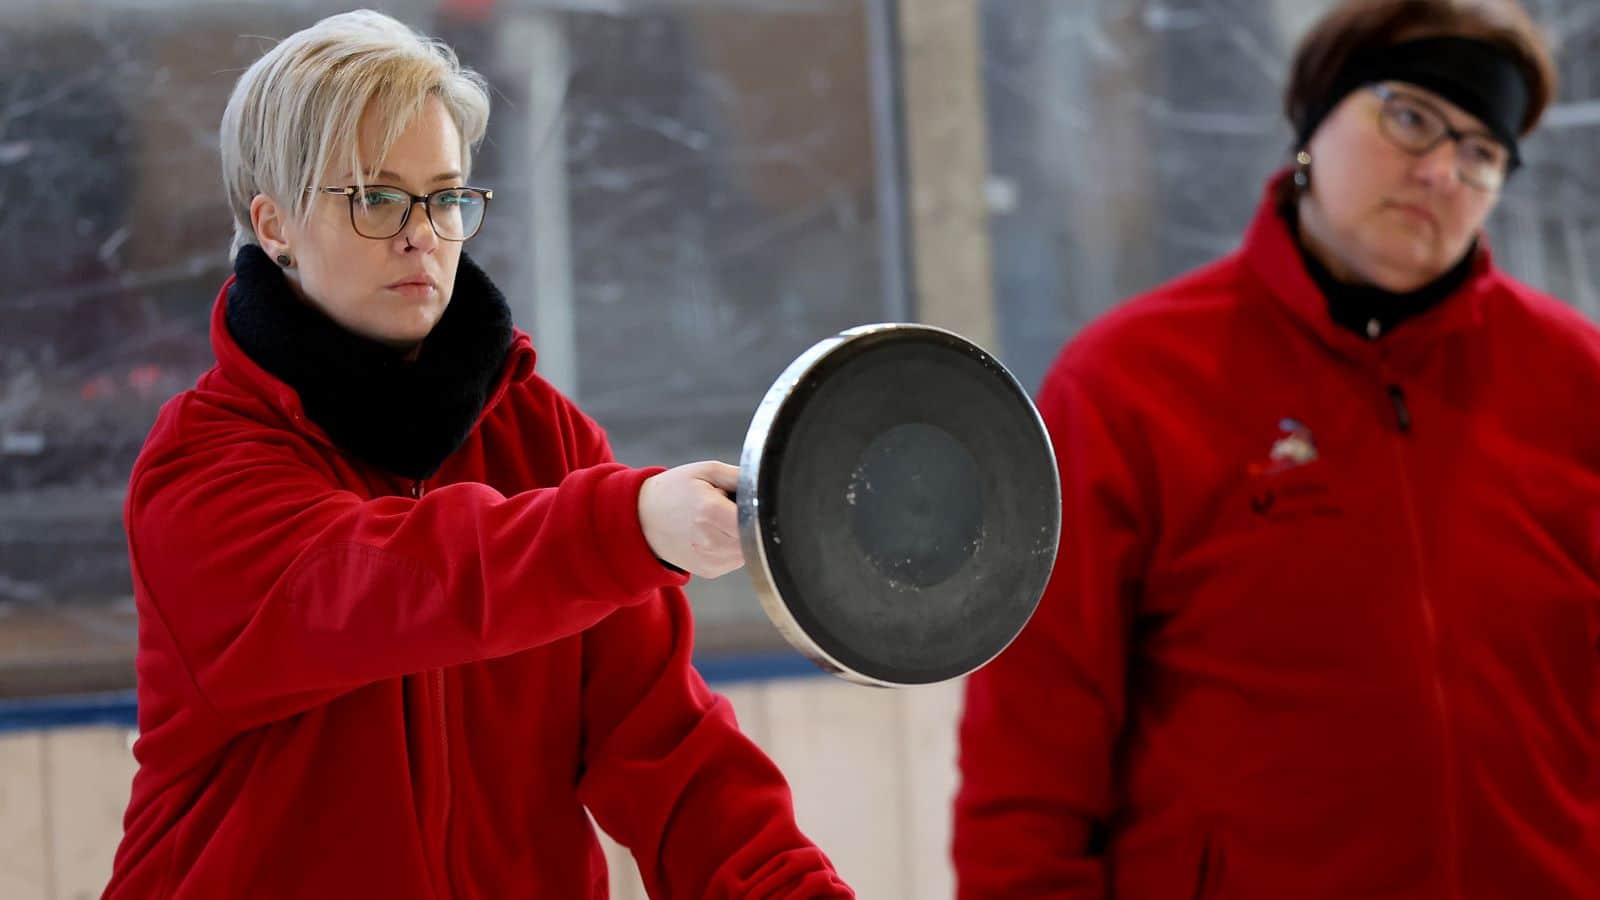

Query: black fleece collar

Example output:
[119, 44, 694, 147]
[225, 244, 514, 480]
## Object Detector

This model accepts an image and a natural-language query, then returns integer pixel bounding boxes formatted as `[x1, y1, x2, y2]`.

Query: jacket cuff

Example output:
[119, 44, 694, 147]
[590, 464, 693, 600]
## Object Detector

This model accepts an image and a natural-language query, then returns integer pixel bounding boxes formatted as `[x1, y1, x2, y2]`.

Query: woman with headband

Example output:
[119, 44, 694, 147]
[954, 2, 1598, 897]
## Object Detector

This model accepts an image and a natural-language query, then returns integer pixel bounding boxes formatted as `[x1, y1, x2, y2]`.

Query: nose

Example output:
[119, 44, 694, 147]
[398, 198, 439, 253]
[1411, 138, 1460, 190]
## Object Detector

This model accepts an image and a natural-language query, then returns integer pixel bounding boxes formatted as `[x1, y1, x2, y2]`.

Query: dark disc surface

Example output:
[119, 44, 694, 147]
[751, 327, 1059, 684]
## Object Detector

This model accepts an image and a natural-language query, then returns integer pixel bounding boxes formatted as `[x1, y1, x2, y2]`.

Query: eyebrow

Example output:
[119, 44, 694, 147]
[1384, 87, 1498, 140]
[344, 169, 464, 185]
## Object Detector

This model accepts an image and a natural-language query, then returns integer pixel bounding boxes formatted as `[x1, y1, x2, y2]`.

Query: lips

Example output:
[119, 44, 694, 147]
[1387, 202, 1437, 227]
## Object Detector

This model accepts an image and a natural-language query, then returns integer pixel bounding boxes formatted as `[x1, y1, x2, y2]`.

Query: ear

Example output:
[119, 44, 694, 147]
[250, 193, 293, 260]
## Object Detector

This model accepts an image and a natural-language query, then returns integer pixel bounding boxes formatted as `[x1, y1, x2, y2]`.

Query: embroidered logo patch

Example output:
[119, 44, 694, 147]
[1252, 418, 1318, 476]
[1246, 418, 1339, 519]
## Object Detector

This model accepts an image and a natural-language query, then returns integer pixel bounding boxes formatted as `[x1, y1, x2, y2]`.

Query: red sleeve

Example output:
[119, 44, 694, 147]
[577, 593, 852, 899]
[569, 421, 852, 899]
[125, 395, 685, 732]
[951, 363, 1151, 899]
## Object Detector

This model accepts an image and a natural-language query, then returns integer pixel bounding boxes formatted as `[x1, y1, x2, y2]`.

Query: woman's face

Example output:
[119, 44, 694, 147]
[252, 95, 465, 350]
[1299, 81, 1507, 292]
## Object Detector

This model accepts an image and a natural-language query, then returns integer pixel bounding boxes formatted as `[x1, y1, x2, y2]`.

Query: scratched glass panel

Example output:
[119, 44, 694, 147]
[981, 0, 1600, 392]
[0, 0, 897, 693]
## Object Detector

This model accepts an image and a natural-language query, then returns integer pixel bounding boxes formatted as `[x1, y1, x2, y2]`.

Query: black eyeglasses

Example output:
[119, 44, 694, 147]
[315, 184, 493, 241]
[1369, 84, 1513, 192]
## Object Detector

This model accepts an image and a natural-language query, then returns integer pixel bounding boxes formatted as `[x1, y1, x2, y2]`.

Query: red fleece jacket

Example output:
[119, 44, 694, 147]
[104, 284, 852, 900]
[954, 175, 1600, 899]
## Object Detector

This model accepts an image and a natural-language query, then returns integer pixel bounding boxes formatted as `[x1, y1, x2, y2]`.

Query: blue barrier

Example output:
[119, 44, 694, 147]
[0, 690, 140, 734]
[0, 650, 825, 735]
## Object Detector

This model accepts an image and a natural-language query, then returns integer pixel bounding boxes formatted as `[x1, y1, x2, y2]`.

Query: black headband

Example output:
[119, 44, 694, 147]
[1296, 36, 1532, 166]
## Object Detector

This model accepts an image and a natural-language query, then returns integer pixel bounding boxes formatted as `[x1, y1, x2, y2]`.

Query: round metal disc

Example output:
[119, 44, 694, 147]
[738, 324, 1061, 686]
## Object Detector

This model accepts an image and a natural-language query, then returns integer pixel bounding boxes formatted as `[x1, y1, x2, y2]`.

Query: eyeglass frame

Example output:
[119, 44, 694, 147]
[1367, 83, 1516, 192]
[313, 184, 494, 241]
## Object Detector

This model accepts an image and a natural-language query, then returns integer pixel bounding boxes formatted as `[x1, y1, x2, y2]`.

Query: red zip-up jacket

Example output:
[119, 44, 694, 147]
[103, 283, 852, 899]
[954, 175, 1600, 899]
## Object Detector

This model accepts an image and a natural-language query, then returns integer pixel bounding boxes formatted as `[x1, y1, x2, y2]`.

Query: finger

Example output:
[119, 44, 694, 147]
[687, 552, 734, 580]
[704, 493, 739, 539]
[700, 461, 741, 495]
[702, 555, 744, 580]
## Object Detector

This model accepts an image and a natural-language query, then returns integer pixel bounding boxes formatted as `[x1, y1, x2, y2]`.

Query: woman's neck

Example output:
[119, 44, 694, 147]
[1286, 198, 1477, 340]
[1295, 194, 1439, 293]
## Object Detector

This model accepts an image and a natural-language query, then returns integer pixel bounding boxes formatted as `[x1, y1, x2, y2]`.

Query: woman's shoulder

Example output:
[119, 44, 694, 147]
[490, 368, 615, 467]
[1484, 272, 1600, 367]
[124, 367, 334, 526]
[136, 366, 292, 459]
[1048, 252, 1256, 388]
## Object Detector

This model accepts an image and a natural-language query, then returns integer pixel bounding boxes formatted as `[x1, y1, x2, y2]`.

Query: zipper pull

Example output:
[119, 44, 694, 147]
[1387, 384, 1412, 434]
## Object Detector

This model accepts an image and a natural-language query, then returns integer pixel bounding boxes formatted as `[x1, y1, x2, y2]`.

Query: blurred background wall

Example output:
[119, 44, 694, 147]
[1, 1, 1596, 896]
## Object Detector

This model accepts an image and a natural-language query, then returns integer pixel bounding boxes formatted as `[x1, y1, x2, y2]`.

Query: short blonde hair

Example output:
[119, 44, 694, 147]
[220, 9, 491, 257]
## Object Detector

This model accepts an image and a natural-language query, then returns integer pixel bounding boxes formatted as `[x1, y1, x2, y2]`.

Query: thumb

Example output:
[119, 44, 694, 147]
[699, 461, 741, 496]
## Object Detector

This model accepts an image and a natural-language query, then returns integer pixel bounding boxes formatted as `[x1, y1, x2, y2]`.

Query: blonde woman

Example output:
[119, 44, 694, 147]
[104, 11, 850, 899]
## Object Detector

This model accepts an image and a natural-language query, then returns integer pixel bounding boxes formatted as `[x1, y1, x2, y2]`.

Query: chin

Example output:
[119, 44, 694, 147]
[394, 318, 444, 346]
[358, 313, 440, 350]
[1365, 254, 1448, 293]
[1357, 230, 1425, 274]
[372, 298, 448, 345]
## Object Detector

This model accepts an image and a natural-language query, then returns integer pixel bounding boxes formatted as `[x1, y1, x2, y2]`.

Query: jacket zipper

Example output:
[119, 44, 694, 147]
[1192, 833, 1224, 900]
[409, 479, 454, 897]
[1387, 384, 1412, 433]
[1384, 382, 1461, 897]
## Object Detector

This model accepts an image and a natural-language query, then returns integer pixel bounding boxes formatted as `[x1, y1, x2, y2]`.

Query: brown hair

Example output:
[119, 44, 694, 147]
[1285, 0, 1557, 138]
